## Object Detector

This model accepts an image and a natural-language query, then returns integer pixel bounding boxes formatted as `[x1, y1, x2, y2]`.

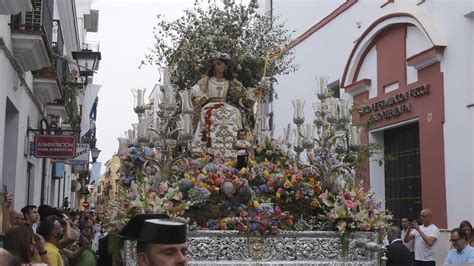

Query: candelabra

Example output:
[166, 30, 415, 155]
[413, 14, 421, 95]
[290, 76, 362, 187]
[128, 67, 194, 180]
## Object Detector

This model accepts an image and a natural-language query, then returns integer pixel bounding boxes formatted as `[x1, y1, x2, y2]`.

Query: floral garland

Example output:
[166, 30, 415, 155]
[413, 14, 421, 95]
[103, 137, 391, 235]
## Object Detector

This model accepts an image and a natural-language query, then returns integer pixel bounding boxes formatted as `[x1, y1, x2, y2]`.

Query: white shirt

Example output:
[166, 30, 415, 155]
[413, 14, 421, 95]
[411, 223, 440, 261]
[402, 228, 415, 252]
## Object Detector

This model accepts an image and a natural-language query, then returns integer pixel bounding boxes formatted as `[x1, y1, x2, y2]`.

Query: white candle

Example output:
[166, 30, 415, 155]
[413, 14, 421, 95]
[295, 129, 303, 148]
[137, 119, 148, 138]
[340, 98, 350, 120]
[319, 75, 329, 95]
[180, 114, 193, 136]
[304, 123, 314, 139]
[137, 89, 145, 108]
[351, 126, 361, 146]
[162, 67, 171, 86]
[127, 129, 134, 144]
[180, 89, 194, 114]
[283, 123, 291, 142]
[313, 102, 322, 115]
[292, 99, 305, 124]
[117, 137, 128, 154]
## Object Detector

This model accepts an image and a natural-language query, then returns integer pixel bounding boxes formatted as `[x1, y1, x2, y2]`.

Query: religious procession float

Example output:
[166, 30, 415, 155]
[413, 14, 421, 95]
[102, 1, 392, 265]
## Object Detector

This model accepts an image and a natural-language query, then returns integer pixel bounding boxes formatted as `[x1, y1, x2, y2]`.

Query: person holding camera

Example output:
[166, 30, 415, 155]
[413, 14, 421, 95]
[404, 209, 440, 266]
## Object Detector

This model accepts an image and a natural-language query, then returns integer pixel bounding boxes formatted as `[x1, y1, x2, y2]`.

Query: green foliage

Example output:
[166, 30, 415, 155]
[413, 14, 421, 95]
[141, 0, 296, 88]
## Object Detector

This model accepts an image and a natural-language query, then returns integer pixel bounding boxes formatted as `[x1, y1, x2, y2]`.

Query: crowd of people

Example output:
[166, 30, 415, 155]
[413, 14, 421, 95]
[385, 208, 474, 266]
[0, 193, 111, 266]
[3, 193, 474, 266]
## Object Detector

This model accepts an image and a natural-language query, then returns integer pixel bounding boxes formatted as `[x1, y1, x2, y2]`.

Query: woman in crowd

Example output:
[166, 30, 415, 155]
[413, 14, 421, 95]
[4, 225, 51, 265]
[459, 220, 474, 246]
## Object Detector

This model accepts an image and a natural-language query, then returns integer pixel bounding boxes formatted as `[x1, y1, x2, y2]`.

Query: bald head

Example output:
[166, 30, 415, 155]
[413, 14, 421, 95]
[9, 210, 25, 226]
[420, 209, 433, 226]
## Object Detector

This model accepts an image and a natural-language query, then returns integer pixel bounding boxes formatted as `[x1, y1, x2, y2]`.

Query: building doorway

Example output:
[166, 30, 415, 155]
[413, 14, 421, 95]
[384, 122, 422, 223]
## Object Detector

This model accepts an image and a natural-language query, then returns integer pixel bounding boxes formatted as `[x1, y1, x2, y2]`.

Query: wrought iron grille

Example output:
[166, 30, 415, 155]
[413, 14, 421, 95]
[52, 19, 68, 85]
[384, 122, 422, 224]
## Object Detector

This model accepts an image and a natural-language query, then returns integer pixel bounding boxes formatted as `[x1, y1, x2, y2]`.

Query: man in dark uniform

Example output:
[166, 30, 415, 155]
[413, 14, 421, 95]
[119, 214, 188, 266]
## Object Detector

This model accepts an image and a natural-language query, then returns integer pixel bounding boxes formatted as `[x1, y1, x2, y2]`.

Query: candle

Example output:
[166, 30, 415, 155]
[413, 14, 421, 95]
[351, 126, 361, 146]
[292, 99, 305, 124]
[117, 137, 128, 154]
[303, 123, 314, 140]
[339, 98, 350, 121]
[180, 114, 193, 137]
[127, 129, 134, 144]
[162, 67, 171, 86]
[164, 85, 177, 111]
[283, 123, 291, 142]
[180, 89, 194, 114]
[313, 102, 323, 115]
[137, 119, 148, 138]
[319, 75, 329, 95]
[295, 129, 303, 148]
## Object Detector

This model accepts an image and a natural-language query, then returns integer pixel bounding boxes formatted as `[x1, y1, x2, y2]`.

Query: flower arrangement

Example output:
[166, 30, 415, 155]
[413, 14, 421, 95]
[103, 135, 391, 235]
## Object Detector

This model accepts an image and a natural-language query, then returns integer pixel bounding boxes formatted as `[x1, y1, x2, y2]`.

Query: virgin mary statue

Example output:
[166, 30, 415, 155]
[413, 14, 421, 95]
[190, 51, 256, 157]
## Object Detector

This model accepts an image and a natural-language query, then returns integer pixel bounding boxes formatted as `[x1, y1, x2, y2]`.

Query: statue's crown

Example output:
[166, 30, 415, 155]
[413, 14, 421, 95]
[210, 51, 231, 61]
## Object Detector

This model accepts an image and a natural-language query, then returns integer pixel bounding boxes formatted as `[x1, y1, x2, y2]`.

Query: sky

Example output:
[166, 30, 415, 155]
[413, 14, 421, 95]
[89, 0, 196, 171]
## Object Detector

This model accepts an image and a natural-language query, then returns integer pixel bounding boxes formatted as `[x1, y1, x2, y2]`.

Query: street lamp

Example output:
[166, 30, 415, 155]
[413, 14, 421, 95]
[72, 49, 101, 78]
[90, 147, 101, 163]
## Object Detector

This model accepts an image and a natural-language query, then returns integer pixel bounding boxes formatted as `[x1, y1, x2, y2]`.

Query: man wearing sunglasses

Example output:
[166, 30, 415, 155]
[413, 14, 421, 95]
[444, 228, 474, 264]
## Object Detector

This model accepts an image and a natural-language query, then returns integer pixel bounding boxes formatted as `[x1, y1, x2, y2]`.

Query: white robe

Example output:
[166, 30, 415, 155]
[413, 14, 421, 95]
[191, 77, 243, 157]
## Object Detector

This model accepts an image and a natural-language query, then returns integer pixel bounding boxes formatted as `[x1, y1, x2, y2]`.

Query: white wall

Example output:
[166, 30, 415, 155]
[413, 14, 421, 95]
[432, 1, 474, 229]
[270, 0, 474, 230]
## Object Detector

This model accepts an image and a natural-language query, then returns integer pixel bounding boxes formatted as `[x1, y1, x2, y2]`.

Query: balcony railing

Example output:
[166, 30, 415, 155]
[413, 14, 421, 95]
[10, 0, 54, 71]
[52, 19, 68, 86]
[11, 0, 54, 45]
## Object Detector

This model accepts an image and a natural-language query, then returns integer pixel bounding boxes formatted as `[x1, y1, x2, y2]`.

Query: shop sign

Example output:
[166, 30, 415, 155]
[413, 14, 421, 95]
[68, 143, 90, 165]
[357, 84, 430, 122]
[34, 135, 76, 158]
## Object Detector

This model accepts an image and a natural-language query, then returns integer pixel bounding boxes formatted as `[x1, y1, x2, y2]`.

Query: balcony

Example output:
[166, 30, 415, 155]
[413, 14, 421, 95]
[10, 0, 53, 72]
[31, 20, 66, 105]
[0, 0, 33, 15]
[32, 68, 61, 104]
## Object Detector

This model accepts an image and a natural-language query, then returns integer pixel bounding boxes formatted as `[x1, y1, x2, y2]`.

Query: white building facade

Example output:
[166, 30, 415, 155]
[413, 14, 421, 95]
[0, 0, 101, 210]
[266, 0, 474, 233]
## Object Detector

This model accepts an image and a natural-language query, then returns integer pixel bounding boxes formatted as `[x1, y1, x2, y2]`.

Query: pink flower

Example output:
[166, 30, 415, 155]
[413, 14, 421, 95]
[240, 210, 248, 217]
[215, 177, 225, 186]
[164, 201, 174, 210]
[145, 184, 153, 193]
[159, 182, 168, 194]
[343, 191, 353, 200]
[173, 192, 183, 201]
[234, 178, 243, 186]
[328, 213, 337, 223]
[319, 193, 329, 202]
[295, 191, 303, 200]
[344, 199, 356, 210]
[127, 191, 137, 200]
[237, 223, 247, 232]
